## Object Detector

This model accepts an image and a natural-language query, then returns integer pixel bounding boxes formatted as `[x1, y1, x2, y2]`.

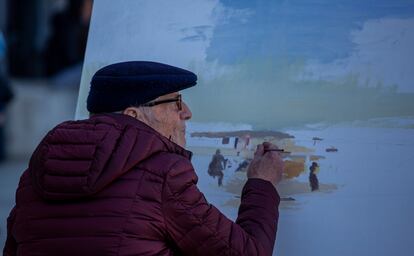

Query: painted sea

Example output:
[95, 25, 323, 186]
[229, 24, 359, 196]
[187, 117, 414, 256]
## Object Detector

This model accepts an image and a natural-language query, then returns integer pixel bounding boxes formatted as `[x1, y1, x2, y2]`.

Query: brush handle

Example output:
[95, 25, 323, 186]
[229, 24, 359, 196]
[264, 149, 291, 154]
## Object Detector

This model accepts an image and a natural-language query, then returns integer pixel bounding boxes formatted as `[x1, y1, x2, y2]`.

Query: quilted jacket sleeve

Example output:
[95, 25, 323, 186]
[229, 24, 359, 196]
[3, 207, 17, 256]
[162, 159, 280, 256]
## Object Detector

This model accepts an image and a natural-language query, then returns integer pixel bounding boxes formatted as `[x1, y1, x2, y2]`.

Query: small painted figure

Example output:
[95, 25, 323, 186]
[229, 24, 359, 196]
[207, 149, 227, 186]
[309, 162, 319, 191]
[235, 160, 250, 172]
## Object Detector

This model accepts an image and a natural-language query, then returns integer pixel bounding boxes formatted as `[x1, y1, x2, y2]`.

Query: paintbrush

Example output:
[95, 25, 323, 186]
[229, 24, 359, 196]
[264, 148, 291, 154]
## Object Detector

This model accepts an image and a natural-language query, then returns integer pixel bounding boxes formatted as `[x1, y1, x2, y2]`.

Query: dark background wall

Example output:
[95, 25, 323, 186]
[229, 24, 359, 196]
[4, 0, 91, 77]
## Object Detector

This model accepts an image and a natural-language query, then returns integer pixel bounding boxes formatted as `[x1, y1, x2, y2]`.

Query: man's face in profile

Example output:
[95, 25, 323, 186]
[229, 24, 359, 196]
[149, 92, 192, 148]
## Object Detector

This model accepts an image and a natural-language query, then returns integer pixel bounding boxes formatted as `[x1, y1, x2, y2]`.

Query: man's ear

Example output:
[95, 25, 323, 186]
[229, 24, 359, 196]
[123, 107, 140, 119]
[123, 107, 151, 125]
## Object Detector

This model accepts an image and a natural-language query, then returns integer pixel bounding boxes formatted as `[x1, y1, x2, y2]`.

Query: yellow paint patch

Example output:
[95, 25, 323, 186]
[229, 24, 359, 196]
[284, 160, 305, 178]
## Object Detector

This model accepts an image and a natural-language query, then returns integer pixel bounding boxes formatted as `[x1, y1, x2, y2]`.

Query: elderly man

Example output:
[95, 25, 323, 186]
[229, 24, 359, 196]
[4, 61, 283, 256]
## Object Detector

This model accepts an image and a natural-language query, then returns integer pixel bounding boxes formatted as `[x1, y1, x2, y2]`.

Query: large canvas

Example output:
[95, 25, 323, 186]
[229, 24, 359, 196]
[76, 1, 414, 255]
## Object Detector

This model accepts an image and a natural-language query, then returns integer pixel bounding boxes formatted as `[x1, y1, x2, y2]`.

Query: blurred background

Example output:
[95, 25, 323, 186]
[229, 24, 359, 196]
[0, 0, 92, 247]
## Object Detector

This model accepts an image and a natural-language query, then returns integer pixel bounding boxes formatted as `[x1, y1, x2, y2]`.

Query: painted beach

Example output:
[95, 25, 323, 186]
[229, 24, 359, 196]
[187, 117, 414, 256]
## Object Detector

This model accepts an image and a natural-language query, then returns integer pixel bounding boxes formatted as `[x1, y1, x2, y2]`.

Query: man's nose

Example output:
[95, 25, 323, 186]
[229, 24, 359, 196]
[180, 102, 192, 120]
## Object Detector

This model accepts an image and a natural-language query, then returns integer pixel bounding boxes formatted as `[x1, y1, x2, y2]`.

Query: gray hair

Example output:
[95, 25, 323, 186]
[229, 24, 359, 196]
[89, 105, 160, 125]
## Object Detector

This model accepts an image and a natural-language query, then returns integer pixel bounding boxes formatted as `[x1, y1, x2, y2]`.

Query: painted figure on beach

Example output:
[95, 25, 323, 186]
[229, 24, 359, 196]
[207, 149, 227, 186]
[235, 160, 251, 172]
[309, 162, 319, 191]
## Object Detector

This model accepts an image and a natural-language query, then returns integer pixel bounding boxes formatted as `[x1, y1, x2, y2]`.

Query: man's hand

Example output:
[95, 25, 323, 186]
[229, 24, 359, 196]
[247, 142, 284, 185]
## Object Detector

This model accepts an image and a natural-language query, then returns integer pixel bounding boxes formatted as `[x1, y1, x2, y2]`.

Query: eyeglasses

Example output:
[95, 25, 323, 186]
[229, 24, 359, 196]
[140, 94, 182, 111]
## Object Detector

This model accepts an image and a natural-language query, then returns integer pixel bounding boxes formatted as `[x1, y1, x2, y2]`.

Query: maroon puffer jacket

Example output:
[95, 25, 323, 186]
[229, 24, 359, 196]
[4, 113, 280, 256]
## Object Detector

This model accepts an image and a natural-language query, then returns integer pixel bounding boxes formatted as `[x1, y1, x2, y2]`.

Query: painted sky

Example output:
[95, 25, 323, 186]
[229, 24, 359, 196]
[78, 0, 414, 124]
[204, 0, 414, 92]
[208, 0, 414, 63]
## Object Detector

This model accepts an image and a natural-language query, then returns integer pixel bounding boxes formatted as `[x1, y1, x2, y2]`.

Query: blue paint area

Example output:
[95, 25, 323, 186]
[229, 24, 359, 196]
[207, 0, 414, 64]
